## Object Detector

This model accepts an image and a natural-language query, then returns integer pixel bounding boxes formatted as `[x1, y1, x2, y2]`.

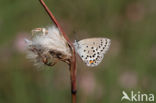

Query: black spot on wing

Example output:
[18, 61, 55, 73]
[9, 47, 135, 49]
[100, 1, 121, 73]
[92, 54, 96, 57]
[105, 39, 108, 44]
[85, 55, 89, 59]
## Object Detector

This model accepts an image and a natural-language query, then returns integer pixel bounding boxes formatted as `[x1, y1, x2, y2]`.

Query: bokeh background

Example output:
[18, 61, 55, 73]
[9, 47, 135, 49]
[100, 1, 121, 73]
[0, 0, 156, 103]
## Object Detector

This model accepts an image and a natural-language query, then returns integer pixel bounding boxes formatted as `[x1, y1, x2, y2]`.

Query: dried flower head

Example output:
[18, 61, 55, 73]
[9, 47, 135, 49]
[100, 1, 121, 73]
[25, 26, 72, 67]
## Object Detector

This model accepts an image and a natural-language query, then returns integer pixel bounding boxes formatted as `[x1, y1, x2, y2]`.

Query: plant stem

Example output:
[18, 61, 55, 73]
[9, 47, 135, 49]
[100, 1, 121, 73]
[70, 55, 77, 103]
[39, 0, 77, 103]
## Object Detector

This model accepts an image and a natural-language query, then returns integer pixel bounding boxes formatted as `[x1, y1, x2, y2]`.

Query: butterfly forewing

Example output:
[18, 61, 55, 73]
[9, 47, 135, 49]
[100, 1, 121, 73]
[75, 38, 111, 67]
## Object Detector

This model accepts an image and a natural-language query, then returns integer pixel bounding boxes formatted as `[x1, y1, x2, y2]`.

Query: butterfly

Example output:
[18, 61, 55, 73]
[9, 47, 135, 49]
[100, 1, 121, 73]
[74, 38, 111, 67]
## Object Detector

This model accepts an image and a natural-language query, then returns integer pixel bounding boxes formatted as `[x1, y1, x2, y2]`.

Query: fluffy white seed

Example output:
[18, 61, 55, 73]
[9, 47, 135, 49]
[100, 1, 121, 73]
[25, 26, 71, 67]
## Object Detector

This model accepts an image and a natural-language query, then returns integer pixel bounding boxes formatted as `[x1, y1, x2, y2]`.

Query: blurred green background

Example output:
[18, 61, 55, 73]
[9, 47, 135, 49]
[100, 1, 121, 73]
[0, 0, 156, 103]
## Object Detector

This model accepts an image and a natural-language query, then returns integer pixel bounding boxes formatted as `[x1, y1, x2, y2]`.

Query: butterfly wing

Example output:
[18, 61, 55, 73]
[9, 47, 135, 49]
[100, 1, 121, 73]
[74, 38, 111, 67]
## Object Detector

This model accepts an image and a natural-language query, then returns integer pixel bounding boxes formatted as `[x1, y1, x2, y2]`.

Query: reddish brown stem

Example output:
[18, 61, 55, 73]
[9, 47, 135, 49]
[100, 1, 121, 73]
[39, 0, 77, 103]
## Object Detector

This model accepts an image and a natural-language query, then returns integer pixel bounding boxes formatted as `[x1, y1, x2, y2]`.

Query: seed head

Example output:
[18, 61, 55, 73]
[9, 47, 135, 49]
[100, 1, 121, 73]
[25, 26, 72, 67]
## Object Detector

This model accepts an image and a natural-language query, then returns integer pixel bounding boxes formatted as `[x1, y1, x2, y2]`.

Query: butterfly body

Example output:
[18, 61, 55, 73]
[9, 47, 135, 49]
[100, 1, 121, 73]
[74, 38, 111, 67]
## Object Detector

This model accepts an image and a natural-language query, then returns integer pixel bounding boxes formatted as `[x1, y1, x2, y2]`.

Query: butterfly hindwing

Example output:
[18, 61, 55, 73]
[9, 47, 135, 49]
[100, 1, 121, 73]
[74, 38, 111, 67]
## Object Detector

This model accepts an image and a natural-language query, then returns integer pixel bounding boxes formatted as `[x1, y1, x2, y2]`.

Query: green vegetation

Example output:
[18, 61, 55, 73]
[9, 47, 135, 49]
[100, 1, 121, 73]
[0, 0, 156, 103]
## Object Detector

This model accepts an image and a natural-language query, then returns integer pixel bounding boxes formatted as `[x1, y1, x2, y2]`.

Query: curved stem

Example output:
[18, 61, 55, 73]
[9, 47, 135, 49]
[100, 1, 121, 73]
[39, 0, 77, 103]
